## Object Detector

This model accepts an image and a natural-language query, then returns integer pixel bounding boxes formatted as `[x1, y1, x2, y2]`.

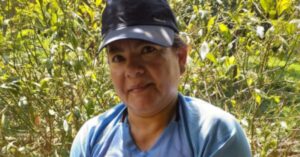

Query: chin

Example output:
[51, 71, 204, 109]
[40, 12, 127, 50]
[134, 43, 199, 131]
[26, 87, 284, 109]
[129, 100, 153, 109]
[128, 100, 158, 112]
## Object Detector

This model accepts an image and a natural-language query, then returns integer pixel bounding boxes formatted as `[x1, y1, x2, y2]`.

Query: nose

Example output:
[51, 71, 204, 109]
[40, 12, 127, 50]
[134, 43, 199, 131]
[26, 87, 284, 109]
[126, 56, 145, 78]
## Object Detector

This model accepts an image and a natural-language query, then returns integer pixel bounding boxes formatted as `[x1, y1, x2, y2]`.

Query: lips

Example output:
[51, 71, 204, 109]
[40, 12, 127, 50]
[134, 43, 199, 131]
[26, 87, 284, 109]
[128, 83, 153, 93]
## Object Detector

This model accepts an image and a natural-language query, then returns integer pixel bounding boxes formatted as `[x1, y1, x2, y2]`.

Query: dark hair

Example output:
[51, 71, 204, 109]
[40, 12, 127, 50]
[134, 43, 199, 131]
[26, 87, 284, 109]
[172, 34, 187, 49]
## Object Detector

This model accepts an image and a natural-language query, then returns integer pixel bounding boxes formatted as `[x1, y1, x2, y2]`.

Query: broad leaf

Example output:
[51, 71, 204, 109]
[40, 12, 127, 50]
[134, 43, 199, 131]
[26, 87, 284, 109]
[260, 0, 274, 12]
[276, 0, 291, 16]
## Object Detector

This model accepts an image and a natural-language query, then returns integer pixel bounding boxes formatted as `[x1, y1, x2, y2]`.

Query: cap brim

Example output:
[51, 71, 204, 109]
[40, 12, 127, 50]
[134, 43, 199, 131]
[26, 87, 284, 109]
[98, 25, 175, 52]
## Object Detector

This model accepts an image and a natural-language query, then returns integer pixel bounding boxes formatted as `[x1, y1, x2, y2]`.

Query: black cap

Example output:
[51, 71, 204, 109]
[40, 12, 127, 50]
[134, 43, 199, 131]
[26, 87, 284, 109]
[98, 0, 179, 52]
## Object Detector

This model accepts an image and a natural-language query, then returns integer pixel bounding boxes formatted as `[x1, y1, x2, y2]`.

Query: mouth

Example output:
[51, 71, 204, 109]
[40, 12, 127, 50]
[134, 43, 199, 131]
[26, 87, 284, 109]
[128, 83, 153, 93]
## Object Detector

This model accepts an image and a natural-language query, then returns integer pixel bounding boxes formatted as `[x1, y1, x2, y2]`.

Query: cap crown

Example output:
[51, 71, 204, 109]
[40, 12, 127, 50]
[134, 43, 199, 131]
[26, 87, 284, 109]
[101, 0, 178, 37]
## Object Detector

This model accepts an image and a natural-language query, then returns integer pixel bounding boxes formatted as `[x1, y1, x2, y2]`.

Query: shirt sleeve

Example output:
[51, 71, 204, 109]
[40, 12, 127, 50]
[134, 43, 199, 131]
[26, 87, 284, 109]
[70, 122, 92, 157]
[179, 95, 251, 157]
[69, 104, 126, 157]
[206, 119, 252, 157]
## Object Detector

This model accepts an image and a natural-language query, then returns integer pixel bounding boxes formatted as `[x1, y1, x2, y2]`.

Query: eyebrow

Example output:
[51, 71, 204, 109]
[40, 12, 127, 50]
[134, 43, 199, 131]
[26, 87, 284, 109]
[106, 45, 124, 55]
[106, 40, 159, 54]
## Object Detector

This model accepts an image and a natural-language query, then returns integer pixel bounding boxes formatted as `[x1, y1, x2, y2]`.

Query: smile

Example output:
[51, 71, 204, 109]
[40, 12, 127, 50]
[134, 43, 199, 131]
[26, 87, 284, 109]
[128, 83, 153, 93]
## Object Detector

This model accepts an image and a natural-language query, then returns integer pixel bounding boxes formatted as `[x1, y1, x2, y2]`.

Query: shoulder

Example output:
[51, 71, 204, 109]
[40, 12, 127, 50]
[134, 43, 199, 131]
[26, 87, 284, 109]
[82, 104, 126, 130]
[181, 95, 238, 136]
[179, 94, 251, 157]
[70, 104, 126, 157]
[180, 94, 236, 124]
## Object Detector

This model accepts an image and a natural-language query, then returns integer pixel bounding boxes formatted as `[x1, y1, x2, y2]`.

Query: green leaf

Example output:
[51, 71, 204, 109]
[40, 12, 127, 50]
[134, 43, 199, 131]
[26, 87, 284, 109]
[1, 114, 8, 129]
[219, 23, 229, 33]
[286, 23, 296, 35]
[193, 5, 199, 13]
[254, 89, 262, 105]
[66, 112, 74, 123]
[219, 23, 232, 40]
[231, 99, 237, 108]
[272, 96, 281, 103]
[39, 77, 51, 89]
[255, 94, 262, 105]
[96, 0, 102, 7]
[247, 78, 254, 86]
[269, 10, 277, 18]
[50, 12, 58, 25]
[79, 3, 95, 21]
[206, 53, 217, 64]
[260, 0, 273, 12]
[225, 56, 236, 67]
[276, 0, 291, 16]
[0, 15, 3, 26]
[17, 29, 35, 39]
[207, 16, 216, 33]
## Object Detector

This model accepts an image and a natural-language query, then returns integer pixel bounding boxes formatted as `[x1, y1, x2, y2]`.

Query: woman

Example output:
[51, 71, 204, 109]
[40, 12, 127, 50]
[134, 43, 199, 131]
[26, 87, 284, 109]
[71, 0, 251, 156]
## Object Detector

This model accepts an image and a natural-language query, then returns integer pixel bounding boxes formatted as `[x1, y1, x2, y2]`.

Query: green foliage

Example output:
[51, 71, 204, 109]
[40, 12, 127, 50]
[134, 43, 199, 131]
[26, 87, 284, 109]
[0, 0, 300, 156]
[260, 0, 292, 17]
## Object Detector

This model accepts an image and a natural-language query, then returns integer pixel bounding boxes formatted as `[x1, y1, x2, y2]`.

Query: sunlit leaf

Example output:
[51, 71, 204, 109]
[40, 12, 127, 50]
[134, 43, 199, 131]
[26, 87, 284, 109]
[48, 109, 56, 116]
[276, 0, 291, 16]
[256, 25, 264, 39]
[247, 78, 253, 86]
[207, 16, 216, 33]
[199, 41, 209, 60]
[290, 19, 300, 29]
[18, 147, 26, 153]
[1, 114, 7, 129]
[241, 118, 249, 127]
[231, 99, 236, 108]
[96, 0, 102, 7]
[18, 96, 28, 107]
[219, 23, 229, 33]
[272, 96, 281, 103]
[206, 53, 217, 64]
[255, 94, 262, 105]
[79, 3, 95, 22]
[254, 89, 262, 105]
[17, 29, 35, 39]
[260, 0, 273, 12]
[66, 112, 74, 123]
[193, 5, 199, 13]
[217, 0, 223, 5]
[280, 121, 288, 129]
[227, 39, 236, 50]
[63, 120, 69, 132]
[50, 12, 58, 25]
[225, 56, 236, 67]
[286, 23, 297, 34]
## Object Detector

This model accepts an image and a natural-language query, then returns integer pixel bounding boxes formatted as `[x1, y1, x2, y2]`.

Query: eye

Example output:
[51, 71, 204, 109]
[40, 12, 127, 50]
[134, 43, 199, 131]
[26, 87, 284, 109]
[111, 55, 125, 63]
[141, 45, 158, 54]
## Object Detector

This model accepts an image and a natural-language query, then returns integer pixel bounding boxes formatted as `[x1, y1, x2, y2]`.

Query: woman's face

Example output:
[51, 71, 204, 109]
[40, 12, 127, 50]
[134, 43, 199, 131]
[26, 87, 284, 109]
[106, 39, 187, 117]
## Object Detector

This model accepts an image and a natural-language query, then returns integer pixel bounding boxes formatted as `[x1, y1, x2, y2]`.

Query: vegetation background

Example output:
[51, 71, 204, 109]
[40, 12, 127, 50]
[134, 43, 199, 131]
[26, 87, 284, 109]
[0, 0, 299, 156]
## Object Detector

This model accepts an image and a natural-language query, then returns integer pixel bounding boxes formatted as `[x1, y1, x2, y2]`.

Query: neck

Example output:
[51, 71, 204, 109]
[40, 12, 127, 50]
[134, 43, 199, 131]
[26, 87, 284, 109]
[127, 97, 178, 151]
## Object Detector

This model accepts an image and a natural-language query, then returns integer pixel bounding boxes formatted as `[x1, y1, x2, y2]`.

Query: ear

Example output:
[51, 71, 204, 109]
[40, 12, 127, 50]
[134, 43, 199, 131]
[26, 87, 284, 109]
[177, 46, 188, 74]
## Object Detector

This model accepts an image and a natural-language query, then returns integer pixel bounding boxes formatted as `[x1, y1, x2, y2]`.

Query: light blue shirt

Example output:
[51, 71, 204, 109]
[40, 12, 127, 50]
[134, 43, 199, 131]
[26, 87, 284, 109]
[71, 94, 251, 157]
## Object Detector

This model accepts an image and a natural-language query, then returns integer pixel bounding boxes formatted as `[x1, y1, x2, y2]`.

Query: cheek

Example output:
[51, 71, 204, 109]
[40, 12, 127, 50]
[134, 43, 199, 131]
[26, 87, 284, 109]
[151, 63, 180, 89]
[110, 68, 124, 91]
[110, 65, 123, 78]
